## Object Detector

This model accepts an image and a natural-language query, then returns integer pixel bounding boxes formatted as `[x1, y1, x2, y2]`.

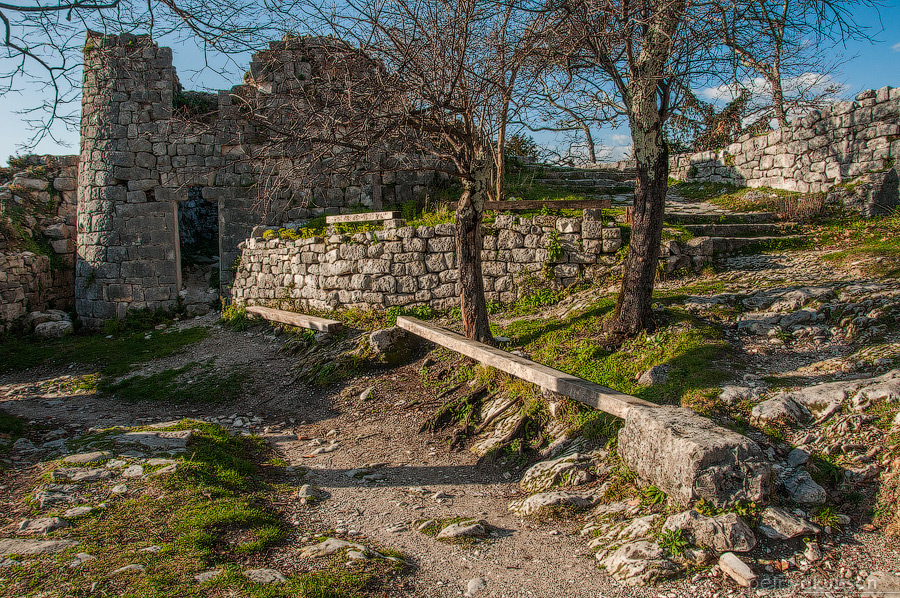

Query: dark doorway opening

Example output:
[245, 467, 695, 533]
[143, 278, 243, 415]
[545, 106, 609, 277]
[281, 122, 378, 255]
[178, 187, 220, 316]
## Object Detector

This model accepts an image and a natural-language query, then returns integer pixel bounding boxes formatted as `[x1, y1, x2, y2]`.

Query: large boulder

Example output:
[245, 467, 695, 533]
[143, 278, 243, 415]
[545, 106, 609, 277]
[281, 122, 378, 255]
[518, 452, 595, 494]
[662, 510, 756, 552]
[34, 320, 73, 339]
[368, 327, 418, 364]
[618, 406, 771, 508]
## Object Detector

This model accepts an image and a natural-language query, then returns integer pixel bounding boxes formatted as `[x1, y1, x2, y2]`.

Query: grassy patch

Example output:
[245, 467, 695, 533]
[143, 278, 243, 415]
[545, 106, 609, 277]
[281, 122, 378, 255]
[2, 422, 404, 597]
[100, 362, 248, 404]
[0, 326, 209, 377]
[498, 298, 729, 407]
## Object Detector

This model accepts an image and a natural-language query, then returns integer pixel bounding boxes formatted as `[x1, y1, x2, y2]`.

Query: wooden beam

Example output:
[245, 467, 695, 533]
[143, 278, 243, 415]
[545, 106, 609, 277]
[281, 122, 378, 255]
[396, 316, 655, 419]
[325, 211, 399, 224]
[246, 306, 343, 332]
[484, 199, 611, 211]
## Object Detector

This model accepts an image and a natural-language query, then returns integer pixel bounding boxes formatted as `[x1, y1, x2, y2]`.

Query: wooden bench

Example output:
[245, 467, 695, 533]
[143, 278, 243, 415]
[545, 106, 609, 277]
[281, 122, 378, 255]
[396, 316, 654, 419]
[483, 199, 611, 211]
[245, 306, 342, 333]
[325, 211, 400, 224]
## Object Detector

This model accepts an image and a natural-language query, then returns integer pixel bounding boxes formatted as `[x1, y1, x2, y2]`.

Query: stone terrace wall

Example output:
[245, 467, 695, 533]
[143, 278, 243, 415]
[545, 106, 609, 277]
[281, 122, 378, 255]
[0, 156, 79, 329]
[604, 86, 900, 196]
[0, 253, 55, 330]
[231, 213, 623, 311]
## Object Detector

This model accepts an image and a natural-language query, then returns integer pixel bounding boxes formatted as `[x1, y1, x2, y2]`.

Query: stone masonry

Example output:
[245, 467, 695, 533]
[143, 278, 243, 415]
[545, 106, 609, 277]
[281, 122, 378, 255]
[230, 212, 623, 311]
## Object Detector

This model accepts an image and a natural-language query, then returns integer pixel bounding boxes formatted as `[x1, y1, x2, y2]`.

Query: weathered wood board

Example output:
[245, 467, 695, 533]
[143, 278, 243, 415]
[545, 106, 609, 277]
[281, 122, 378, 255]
[245, 306, 342, 332]
[396, 316, 654, 419]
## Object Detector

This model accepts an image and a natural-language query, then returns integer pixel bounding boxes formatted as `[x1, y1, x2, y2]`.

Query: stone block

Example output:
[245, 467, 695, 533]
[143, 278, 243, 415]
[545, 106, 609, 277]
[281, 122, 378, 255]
[618, 405, 771, 507]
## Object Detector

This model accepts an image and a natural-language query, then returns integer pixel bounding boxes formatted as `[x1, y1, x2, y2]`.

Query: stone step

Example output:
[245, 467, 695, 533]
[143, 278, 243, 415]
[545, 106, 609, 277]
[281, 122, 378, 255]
[527, 168, 636, 182]
[665, 212, 779, 224]
[682, 223, 798, 237]
[708, 235, 805, 254]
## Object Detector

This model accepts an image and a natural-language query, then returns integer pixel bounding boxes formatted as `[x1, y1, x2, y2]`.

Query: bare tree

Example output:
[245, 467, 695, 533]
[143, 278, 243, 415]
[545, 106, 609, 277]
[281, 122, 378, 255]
[240, 0, 543, 342]
[0, 0, 275, 148]
[545, 0, 874, 337]
[718, 0, 868, 127]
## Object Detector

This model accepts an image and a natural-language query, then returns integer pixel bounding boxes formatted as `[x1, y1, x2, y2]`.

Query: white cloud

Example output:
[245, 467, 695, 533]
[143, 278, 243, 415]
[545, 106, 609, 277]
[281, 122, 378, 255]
[892, 42, 900, 52]
[610, 133, 632, 146]
[698, 73, 847, 108]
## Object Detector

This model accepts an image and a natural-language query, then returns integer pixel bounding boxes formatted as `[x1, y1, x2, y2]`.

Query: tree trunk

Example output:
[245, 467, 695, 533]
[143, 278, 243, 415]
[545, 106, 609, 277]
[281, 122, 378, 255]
[583, 123, 596, 164]
[770, 69, 789, 128]
[609, 89, 669, 336]
[456, 162, 493, 343]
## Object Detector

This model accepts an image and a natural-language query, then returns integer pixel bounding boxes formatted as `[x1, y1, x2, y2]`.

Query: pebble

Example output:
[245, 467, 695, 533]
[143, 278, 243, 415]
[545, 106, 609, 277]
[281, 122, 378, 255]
[244, 568, 287, 584]
[464, 577, 487, 597]
[111, 564, 145, 575]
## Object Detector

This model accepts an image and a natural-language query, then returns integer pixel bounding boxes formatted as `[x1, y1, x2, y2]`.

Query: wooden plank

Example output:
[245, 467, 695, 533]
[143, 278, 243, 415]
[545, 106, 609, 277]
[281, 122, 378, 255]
[325, 211, 399, 224]
[484, 199, 611, 211]
[396, 316, 655, 419]
[245, 306, 343, 332]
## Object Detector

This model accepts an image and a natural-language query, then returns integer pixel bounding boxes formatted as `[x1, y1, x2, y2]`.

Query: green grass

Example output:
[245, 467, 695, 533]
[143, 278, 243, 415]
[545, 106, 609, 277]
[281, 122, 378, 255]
[497, 297, 729, 408]
[0, 410, 26, 463]
[0, 326, 209, 377]
[1, 422, 404, 597]
[100, 362, 249, 404]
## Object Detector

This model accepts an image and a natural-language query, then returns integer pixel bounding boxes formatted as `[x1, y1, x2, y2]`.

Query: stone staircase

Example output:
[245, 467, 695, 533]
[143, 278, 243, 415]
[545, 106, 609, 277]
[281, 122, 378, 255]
[665, 212, 805, 260]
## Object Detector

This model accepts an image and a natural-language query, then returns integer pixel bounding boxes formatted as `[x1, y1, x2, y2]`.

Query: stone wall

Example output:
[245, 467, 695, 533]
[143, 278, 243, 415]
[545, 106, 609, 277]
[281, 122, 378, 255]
[675, 87, 899, 195]
[0, 156, 78, 330]
[231, 212, 623, 311]
[75, 32, 437, 329]
[603, 86, 900, 198]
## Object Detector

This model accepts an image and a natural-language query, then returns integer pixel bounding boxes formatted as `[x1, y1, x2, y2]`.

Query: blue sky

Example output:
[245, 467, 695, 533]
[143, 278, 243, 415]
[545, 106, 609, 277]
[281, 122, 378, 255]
[0, 4, 897, 164]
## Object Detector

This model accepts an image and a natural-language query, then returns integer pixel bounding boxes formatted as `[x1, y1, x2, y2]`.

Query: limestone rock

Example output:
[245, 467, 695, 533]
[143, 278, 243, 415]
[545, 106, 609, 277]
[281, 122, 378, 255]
[17, 517, 70, 535]
[637, 365, 669, 387]
[601, 541, 679, 586]
[719, 552, 757, 587]
[34, 320, 73, 339]
[300, 537, 367, 558]
[111, 564, 145, 575]
[464, 577, 487, 597]
[67, 552, 95, 568]
[519, 452, 595, 494]
[244, 568, 286, 584]
[368, 327, 417, 364]
[52, 467, 112, 483]
[436, 520, 489, 540]
[0, 538, 78, 556]
[62, 506, 94, 519]
[751, 396, 811, 426]
[618, 406, 771, 508]
[758, 506, 821, 540]
[719, 386, 757, 405]
[662, 510, 756, 552]
[804, 541, 823, 563]
[114, 429, 195, 452]
[63, 451, 113, 464]
[782, 470, 826, 505]
[195, 569, 223, 583]
[508, 491, 597, 517]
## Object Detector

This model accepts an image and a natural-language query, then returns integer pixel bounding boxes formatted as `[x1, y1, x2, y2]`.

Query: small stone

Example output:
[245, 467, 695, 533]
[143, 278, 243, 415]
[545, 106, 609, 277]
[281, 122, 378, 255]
[62, 506, 94, 519]
[195, 569, 223, 583]
[436, 520, 488, 540]
[139, 545, 162, 553]
[0, 538, 78, 556]
[782, 470, 826, 505]
[110, 484, 128, 494]
[359, 386, 376, 401]
[804, 542, 823, 563]
[346, 549, 368, 561]
[297, 485, 325, 503]
[122, 465, 145, 478]
[51, 467, 113, 483]
[508, 491, 596, 517]
[244, 568, 286, 584]
[464, 577, 487, 597]
[758, 507, 821, 540]
[787, 448, 810, 468]
[34, 320, 74, 339]
[638, 365, 669, 386]
[68, 552, 95, 568]
[719, 552, 757, 587]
